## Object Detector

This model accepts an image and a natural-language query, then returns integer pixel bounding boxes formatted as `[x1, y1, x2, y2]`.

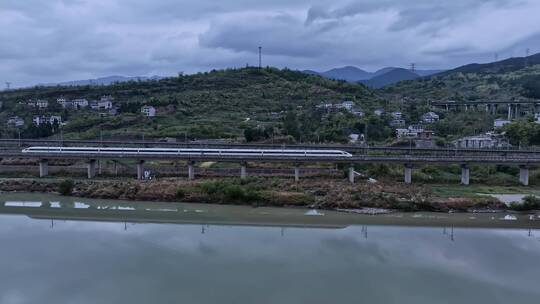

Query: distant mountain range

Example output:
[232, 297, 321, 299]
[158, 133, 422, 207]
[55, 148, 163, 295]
[39, 75, 163, 87]
[303, 66, 444, 88]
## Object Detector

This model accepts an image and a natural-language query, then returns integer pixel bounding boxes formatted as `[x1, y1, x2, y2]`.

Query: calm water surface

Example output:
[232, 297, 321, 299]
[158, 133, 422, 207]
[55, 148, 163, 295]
[1, 193, 539, 304]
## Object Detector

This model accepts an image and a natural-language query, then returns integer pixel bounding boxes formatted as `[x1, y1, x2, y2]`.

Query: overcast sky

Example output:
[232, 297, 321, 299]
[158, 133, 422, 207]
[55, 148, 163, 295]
[2, 0, 540, 87]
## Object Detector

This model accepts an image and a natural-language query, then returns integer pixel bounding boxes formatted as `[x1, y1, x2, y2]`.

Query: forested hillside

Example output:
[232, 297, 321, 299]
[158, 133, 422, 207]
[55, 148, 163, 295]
[0, 68, 386, 142]
[384, 54, 540, 102]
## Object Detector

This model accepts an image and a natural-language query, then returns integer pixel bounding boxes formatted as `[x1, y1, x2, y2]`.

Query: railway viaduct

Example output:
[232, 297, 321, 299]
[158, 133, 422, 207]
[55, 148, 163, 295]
[2, 140, 540, 186]
[430, 100, 540, 120]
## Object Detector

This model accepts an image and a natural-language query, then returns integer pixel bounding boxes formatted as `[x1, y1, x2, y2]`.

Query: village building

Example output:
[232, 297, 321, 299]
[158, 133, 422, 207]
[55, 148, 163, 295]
[452, 133, 510, 149]
[6, 116, 25, 127]
[421, 112, 440, 123]
[141, 105, 156, 117]
[27, 99, 49, 109]
[33, 115, 62, 126]
[494, 118, 511, 128]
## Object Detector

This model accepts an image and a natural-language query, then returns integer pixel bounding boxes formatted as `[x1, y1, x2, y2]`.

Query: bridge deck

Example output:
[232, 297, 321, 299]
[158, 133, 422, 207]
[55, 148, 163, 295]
[1, 151, 540, 164]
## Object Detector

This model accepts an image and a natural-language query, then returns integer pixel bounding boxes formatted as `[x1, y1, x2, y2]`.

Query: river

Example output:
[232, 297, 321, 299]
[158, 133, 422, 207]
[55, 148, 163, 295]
[1, 192, 539, 304]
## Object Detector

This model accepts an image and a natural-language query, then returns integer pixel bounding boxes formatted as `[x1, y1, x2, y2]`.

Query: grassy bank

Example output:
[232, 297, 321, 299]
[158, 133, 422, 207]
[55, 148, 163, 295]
[0, 176, 515, 212]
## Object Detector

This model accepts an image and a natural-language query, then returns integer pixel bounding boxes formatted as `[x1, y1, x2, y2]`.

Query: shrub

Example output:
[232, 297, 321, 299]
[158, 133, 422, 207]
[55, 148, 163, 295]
[175, 188, 186, 200]
[509, 195, 540, 211]
[58, 180, 74, 196]
[199, 180, 261, 203]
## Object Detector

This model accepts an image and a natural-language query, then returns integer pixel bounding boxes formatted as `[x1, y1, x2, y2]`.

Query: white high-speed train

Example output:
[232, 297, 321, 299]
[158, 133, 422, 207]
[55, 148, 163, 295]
[21, 146, 353, 157]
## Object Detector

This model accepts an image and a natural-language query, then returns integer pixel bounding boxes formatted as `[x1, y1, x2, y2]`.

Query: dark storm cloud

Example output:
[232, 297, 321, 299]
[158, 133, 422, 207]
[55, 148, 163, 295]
[1, 0, 539, 87]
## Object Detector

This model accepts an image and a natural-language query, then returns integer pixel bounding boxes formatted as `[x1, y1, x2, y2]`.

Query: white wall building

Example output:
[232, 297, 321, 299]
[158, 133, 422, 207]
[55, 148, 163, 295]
[72, 98, 89, 108]
[494, 118, 511, 128]
[7, 116, 24, 127]
[141, 105, 156, 117]
[422, 112, 440, 123]
[391, 111, 403, 119]
[33, 115, 62, 126]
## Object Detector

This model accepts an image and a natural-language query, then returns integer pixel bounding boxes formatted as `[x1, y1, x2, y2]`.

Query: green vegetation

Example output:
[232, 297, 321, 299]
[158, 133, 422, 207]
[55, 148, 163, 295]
[503, 119, 540, 146]
[0, 68, 382, 143]
[58, 179, 74, 196]
[510, 195, 540, 211]
[199, 179, 262, 203]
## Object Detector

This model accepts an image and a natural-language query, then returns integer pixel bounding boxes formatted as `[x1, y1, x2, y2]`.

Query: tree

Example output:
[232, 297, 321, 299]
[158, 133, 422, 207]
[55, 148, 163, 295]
[283, 111, 300, 140]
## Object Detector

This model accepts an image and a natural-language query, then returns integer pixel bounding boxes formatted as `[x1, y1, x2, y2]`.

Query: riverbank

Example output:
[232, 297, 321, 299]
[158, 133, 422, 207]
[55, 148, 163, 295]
[0, 177, 523, 213]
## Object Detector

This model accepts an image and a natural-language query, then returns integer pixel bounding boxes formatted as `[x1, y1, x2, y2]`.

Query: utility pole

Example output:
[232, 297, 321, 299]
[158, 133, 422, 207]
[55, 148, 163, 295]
[258, 46, 262, 69]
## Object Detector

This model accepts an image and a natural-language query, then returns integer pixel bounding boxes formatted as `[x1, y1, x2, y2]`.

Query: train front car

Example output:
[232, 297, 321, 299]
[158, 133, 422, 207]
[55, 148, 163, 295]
[21, 147, 51, 153]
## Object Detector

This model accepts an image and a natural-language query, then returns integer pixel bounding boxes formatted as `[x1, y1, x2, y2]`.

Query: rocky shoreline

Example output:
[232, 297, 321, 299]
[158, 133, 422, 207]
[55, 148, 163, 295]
[0, 177, 507, 212]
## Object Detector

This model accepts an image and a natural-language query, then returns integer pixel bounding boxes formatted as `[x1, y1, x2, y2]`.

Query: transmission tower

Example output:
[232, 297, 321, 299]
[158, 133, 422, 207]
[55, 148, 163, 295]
[258, 46, 262, 69]
[5, 82, 11, 90]
[525, 48, 530, 67]
[410, 63, 416, 73]
[494, 53, 499, 62]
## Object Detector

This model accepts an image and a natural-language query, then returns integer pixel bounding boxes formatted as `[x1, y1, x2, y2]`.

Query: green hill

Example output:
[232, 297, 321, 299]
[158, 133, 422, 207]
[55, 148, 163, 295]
[383, 53, 540, 102]
[0, 67, 381, 142]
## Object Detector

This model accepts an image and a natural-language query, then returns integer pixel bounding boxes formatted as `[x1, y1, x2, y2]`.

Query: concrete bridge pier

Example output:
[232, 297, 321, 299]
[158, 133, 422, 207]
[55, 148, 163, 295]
[240, 162, 247, 179]
[294, 165, 300, 182]
[137, 160, 145, 180]
[508, 104, 513, 120]
[519, 165, 529, 186]
[348, 165, 355, 184]
[461, 164, 470, 185]
[188, 161, 195, 180]
[113, 160, 118, 176]
[39, 159, 48, 178]
[87, 160, 97, 179]
[404, 164, 413, 184]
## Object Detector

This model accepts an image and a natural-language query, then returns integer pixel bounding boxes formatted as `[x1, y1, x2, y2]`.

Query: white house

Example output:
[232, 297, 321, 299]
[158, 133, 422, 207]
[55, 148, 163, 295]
[374, 109, 385, 116]
[534, 113, 540, 124]
[396, 125, 427, 139]
[348, 133, 360, 143]
[141, 105, 156, 117]
[27, 99, 48, 109]
[421, 112, 440, 123]
[97, 100, 113, 110]
[494, 118, 511, 128]
[33, 115, 61, 126]
[341, 101, 354, 111]
[6, 116, 24, 127]
[391, 111, 403, 119]
[57, 97, 69, 107]
[72, 98, 89, 109]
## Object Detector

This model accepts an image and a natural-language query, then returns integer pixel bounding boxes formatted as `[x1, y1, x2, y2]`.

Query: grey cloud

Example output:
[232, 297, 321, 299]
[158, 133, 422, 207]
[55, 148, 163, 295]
[1, 0, 539, 87]
[199, 13, 330, 58]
